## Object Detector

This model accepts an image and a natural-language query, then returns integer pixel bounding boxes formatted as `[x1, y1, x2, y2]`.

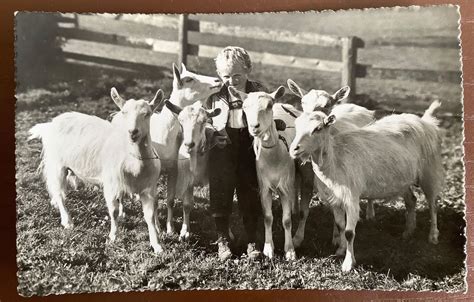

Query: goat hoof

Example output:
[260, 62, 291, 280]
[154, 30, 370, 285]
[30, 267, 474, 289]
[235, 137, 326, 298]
[108, 234, 117, 243]
[365, 214, 375, 221]
[341, 259, 353, 272]
[154, 221, 162, 234]
[166, 225, 175, 236]
[118, 211, 126, 220]
[402, 229, 414, 240]
[152, 244, 164, 254]
[285, 250, 296, 261]
[335, 246, 346, 257]
[429, 231, 439, 245]
[179, 231, 190, 241]
[228, 228, 235, 241]
[263, 243, 274, 259]
[62, 220, 74, 229]
[292, 236, 303, 249]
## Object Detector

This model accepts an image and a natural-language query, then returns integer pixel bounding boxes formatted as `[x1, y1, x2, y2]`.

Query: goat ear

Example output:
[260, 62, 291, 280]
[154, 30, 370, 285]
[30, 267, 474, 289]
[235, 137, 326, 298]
[333, 86, 351, 103]
[228, 86, 247, 101]
[172, 63, 183, 88]
[274, 119, 287, 131]
[324, 114, 336, 127]
[164, 100, 183, 115]
[111, 87, 126, 109]
[149, 89, 164, 113]
[181, 63, 187, 73]
[287, 79, 306, 98]
[206, 108, 222, 118]
[270, 86, 286, 100]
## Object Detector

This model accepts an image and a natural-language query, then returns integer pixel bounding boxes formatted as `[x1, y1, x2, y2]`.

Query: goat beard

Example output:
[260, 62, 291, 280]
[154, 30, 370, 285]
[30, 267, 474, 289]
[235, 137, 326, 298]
[179, 145, 192, 159]
[253, 131, 273, 161]
[253, 139, 262, 161]
[299, 153, 311, 165]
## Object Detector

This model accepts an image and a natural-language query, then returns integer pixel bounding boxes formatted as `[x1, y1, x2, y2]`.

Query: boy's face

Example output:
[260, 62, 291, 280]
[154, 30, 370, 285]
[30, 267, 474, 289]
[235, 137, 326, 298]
[216, 63, 249, 92]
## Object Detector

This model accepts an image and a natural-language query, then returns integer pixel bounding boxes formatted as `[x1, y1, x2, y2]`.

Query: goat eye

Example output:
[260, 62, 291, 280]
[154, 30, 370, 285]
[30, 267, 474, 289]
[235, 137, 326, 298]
[183, 77, 194, 83]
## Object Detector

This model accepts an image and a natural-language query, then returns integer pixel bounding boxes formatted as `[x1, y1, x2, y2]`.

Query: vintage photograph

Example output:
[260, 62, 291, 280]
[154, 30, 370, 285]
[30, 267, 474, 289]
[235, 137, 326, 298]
[15, 5, 465, 295]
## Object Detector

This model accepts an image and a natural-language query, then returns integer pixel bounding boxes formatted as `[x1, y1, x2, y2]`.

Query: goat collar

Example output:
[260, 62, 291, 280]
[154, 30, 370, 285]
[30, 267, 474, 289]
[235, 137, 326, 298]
[258, 124, 289, 151]
[130, 147, 160, 160]
[196, 129, 220, 155]
[261, 134, 289, 151]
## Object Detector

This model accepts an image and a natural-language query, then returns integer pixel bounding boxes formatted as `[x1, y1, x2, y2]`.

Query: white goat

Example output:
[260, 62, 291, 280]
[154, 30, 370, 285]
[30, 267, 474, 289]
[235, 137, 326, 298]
[163, 100, 222, 237]
[289, 101, 443, 272]
[287, 80, 380, 252]
[229, 86, 313, 260]
[112, 63, 221, 240]
[287, 79, 375, 130]
[28, 88, 165, 253]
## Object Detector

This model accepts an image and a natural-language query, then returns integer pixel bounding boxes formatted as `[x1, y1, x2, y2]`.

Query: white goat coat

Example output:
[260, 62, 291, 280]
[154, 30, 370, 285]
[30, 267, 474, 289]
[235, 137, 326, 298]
[37, 112, 160, 196]
[312, 113, 441, 206]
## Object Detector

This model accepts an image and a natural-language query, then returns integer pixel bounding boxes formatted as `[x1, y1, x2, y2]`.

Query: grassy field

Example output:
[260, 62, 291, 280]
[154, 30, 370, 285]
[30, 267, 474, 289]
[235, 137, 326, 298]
[15, 66, 466, 296]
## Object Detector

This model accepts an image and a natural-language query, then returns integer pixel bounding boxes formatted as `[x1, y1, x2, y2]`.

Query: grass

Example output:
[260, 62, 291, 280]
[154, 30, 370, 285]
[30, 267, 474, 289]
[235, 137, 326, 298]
[15, 67, 466, 296]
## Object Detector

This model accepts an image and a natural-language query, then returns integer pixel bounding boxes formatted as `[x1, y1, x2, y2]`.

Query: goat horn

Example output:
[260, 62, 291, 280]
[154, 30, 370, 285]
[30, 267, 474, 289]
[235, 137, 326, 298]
[164, 100, 182, 115]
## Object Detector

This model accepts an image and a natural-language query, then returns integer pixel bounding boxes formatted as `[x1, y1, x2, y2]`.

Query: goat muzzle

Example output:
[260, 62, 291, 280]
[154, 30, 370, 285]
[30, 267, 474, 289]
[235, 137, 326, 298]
[129, 129, 140, 143]
[210, 80, 222, 90]
[184, 141, 195, 149]
[289, 144, 302, 159]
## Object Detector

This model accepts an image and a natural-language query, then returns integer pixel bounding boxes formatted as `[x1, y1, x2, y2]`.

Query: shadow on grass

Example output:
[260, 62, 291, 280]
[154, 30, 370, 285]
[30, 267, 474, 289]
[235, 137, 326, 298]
[61, 169, 465, 282]
[153, 195, 465, 283]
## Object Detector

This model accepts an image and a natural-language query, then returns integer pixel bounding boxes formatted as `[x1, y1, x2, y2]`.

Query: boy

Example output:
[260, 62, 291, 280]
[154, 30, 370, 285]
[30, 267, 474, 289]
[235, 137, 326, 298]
[206, 46, 266, 260]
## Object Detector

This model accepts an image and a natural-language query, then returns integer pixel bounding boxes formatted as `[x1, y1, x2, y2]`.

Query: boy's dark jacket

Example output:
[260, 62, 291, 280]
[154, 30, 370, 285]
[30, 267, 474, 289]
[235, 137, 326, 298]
[205, 80, 267, 133]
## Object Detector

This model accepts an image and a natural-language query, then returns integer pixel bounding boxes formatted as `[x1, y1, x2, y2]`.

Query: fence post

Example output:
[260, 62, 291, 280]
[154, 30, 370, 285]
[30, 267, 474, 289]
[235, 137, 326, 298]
[341, 36, 357, 102]
[73, 13, 79, 28]
[178, 14, 189, 67]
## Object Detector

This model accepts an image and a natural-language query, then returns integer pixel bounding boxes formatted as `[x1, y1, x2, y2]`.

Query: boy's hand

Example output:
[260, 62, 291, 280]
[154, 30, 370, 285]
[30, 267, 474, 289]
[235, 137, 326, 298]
[215, 135, 229, 148]
[206, 127, 230, 149]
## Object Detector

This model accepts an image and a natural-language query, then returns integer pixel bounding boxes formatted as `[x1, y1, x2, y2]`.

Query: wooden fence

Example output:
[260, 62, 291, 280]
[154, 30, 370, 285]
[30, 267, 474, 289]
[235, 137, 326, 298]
[56, 13, 461, 103]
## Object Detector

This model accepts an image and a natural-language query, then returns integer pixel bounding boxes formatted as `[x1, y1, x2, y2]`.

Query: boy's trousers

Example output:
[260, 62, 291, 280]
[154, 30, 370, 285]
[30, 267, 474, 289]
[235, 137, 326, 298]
[208, 126, 262, 243]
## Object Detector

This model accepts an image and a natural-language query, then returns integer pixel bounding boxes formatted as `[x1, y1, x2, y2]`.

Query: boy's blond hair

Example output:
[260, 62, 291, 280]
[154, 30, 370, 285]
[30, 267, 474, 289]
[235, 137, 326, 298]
[215, 46, 252, 73]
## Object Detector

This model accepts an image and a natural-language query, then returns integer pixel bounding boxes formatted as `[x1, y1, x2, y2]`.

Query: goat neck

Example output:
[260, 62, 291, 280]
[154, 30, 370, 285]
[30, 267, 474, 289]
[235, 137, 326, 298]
[168, 89, 201, 109]
[129, 134, 156, 160]
[257, 122, 279, 148]
[253, 122, 281, 160]
[309, 131, 336, 176]
[190, 141, 209, 181]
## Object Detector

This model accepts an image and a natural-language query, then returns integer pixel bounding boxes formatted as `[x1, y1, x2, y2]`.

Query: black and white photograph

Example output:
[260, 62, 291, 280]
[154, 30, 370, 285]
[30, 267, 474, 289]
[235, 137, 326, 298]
[15, 5, 465, 296]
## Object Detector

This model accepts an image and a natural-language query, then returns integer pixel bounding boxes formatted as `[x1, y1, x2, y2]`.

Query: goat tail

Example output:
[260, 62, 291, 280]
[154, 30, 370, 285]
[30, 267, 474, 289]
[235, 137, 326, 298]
[28, 123, 50, 176]
[422, 100, 441, 126]
[28, 122, 50, 141]
[423, 100, 441, 118]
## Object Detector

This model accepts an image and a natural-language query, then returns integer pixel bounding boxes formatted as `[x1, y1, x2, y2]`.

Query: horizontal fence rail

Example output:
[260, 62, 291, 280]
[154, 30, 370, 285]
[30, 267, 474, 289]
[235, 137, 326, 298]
[57, 13, 462, 104]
